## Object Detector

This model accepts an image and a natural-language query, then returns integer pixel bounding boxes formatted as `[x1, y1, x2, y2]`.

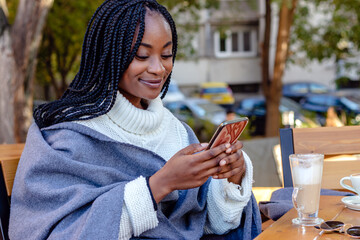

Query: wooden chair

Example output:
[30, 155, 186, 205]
[0, 144, 24, 240]
[279, 126, 360, 189]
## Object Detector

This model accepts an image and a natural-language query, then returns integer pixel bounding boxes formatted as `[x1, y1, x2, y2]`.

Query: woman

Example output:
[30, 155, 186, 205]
[9, 0, 261, 239]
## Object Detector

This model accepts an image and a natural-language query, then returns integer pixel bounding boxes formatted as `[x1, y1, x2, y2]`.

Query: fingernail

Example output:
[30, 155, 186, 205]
[201, 143, 209, 147]
[220, 159, 226, 166]
[213, 175, 218, 179]
[225, 143, 231, 148]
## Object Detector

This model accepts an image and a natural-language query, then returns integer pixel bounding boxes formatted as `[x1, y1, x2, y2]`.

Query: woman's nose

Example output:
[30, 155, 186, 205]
[148, 57, 165, 75]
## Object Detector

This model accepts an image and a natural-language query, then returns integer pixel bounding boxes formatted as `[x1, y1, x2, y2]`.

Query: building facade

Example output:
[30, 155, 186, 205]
[171, 0, 338, 93]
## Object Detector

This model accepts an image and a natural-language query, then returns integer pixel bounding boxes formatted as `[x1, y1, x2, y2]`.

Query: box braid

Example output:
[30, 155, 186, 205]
[34, 0, 178, 128]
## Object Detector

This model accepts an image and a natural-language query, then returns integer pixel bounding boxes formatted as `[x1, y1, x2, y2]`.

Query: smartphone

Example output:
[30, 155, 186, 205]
[206, 117, 249, 149]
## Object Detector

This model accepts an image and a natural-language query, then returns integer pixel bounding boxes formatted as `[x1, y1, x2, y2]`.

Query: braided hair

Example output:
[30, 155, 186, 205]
[34, 0, 178, 128]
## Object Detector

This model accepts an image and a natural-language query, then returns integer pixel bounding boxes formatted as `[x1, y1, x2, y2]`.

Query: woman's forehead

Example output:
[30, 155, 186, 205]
[130, 9, 172, 51]
[141, 11, 172, 46]
[144, 9, 171, 32]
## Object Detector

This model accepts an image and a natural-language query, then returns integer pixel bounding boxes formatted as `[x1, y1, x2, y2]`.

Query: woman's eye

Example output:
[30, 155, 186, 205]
[135, 55, 148, 60]
[162, 54, 173, 59]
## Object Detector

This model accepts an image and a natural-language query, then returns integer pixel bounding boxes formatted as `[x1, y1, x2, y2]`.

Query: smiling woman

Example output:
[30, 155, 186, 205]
[118, 11, 173, 108]
[9, 1, 261, 240]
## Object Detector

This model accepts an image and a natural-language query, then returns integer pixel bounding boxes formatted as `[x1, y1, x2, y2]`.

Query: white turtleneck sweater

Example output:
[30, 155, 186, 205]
[76, 92, 253, 240]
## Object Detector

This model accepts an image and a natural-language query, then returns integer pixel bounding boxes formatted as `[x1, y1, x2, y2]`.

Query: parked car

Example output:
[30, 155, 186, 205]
[164, 98, 227, 142]
[234, 96, 319, 136]
[300, 93, 360, 126]
[340, 95, 360, 124]
[198, 82, 235, 111]
[282, 82, 331, 102]
[162, 80, 186, 103]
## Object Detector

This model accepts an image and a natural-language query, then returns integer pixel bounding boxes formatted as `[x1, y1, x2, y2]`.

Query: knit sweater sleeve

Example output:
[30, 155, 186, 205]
[118, 176, 159, 240]
[204, 151, 253, 235]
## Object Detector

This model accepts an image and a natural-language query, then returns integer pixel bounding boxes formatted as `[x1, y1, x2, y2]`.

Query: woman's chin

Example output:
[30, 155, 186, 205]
[142, 93, 161, 101]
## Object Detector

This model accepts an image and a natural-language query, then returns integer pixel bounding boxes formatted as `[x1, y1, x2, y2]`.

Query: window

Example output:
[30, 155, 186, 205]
[214, 29, 257, 57]
[243, 31, 251, 51]
[289, 83, 308, 94]
[309, 83, 329, 94]
[231, 33, 239, 52]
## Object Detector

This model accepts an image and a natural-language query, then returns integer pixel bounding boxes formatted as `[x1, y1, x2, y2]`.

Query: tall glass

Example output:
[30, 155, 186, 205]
[290, 153, 324, 226]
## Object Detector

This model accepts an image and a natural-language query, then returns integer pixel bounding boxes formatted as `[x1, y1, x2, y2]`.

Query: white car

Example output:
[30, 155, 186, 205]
[162, 80, 186, 103]
[164, 98, 227, 126]
[164, 98, 228, 142]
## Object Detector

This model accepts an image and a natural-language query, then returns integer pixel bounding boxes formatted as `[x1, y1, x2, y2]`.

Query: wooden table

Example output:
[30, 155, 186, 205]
[256, 195, 360, 240]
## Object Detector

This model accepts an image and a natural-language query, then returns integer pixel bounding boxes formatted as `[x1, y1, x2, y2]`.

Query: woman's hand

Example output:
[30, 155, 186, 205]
[212, 140, 246, 185]
[149, 142, 232, 203]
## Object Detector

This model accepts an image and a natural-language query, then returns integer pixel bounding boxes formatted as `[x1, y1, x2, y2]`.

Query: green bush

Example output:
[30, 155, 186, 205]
[335, 77, 352, 89]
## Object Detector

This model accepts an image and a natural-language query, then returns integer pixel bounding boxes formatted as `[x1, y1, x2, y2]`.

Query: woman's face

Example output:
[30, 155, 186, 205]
[118, 11, 173, 109]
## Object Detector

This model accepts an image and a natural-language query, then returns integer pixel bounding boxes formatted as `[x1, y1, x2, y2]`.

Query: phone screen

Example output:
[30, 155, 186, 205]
[207, 118, 248, 149]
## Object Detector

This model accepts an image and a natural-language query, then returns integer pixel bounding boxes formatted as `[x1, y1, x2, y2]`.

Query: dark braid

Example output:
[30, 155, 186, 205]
[34, 0, 178, 128]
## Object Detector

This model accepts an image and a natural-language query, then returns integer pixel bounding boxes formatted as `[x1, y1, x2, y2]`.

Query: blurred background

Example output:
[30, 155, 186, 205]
[1, 0, 360, 188]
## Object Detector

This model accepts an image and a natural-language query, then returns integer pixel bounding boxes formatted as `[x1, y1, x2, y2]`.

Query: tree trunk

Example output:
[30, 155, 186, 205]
[0, 7, 16, 143]
[0, 0, 53, 143]
[263, 0, 298, 137]
[261, 0, 271, 97]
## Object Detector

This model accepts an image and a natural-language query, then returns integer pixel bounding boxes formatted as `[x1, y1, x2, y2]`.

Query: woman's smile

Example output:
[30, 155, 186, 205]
[139, 78, 163, 89]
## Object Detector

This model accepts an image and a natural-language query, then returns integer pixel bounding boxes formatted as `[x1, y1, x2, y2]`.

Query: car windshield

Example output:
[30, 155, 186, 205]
[164, 102, 189, 113]
[168, 82, 180, 92]
[202, 88, 229, 94]
[288, 83, 308, 93]
[191, 102, 224, 117]
[240, 97, 302, 113]
[280, 97, 302, 112]
[240, 99, 264, 110]
[340, 97, 360, 111]
[310, 83, 329, 93]
[307, 95, 339, 106]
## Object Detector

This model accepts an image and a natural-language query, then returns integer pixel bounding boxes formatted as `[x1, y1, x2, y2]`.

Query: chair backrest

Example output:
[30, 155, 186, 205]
[280, 126, 360, 189]
[0, 144, 24, 240]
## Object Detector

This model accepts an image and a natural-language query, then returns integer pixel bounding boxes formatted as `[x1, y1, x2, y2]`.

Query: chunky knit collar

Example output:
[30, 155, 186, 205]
[105, 92, 165, 135]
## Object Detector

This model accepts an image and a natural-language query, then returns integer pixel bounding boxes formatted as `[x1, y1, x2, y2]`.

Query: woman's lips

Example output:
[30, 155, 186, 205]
[139, 79, 163, 88]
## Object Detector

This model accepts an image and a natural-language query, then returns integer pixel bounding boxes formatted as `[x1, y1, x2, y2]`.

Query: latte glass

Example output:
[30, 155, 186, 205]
[290, 153, 324, 226]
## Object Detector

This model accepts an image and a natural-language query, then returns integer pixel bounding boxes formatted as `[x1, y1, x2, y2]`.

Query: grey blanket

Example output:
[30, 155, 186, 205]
[9, 122, 261, 240]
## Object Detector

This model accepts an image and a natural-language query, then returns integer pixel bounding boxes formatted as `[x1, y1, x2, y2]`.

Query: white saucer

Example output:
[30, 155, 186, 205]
[341, 196, 360, 211]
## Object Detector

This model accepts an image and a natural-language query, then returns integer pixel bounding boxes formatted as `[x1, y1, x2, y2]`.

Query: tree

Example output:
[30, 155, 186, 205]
[35, 0, 219, 101]
[262, 0, 360, 137]
[290, 0, 360, 76]
[36, 0, 103, 100]
[0, 0, 54, 143]
[166, 0, 358, 138]
[262, 0, 298, 137]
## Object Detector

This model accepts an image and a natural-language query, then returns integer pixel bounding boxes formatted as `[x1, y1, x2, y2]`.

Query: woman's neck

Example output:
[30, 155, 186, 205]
[103, 92, 164, 135]
[140, 99, 149, 109]
[117, 89, 147, 109]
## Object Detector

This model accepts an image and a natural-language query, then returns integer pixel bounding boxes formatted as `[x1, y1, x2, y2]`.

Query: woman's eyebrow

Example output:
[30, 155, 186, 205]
[163, 41, 172, 48]
[139, 41, 172, 49]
